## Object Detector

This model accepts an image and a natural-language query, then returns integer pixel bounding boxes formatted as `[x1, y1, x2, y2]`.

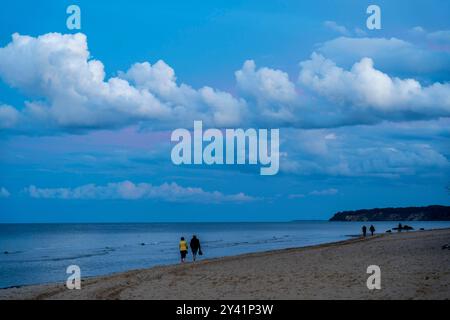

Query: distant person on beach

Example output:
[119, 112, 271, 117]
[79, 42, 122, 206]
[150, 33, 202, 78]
[190, 235, 202, 262]
[397, 223, 403, 232]
[370, 225, 375, 236]
[179, 237, 188, 263]
[362, 225, 367, 237]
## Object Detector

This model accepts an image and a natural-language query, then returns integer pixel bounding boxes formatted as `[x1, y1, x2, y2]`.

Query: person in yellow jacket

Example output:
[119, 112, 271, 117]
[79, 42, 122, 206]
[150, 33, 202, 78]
[179, 237, 188, 263]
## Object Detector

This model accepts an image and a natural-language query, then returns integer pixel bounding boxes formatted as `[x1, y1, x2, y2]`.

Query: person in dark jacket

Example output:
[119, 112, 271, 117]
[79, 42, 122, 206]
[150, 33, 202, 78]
[190, 235, 202, 261]
[362, 225, 367, 237]
[369, 225, 376, 236]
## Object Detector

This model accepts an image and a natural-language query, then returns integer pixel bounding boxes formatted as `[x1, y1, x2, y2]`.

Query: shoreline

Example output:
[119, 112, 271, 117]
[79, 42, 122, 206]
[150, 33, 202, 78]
[0, 232, 369, 290]
[1, 228, 450, 300]
[3, 224, 447, 290]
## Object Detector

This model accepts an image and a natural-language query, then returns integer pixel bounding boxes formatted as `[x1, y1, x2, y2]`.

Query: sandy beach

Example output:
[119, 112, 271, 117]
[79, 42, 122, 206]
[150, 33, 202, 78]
[1, 229, 449, 300]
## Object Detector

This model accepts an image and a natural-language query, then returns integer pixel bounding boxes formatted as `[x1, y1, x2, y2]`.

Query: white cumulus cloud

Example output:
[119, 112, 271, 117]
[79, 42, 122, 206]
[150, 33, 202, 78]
[1, 32, 450, 133]
[25, 180, 255, 204]
[299, 53, 450, 116]
[121, 61, 247, 127]
[236, 60, 297, 104]
[0, 187, 11, 198]
[235, 60, 299, 125]
[280, 122, 450, 178]
[317, 36, 450, 78]
[0, 33, 247, 132]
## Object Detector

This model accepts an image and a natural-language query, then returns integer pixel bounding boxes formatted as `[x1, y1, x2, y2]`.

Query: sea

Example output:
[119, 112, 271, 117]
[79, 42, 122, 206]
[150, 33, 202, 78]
[1, 221, 450, 288]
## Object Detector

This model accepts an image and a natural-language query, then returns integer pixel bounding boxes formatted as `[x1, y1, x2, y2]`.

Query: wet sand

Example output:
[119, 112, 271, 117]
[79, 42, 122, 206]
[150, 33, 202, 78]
[1, 229, 449, 300]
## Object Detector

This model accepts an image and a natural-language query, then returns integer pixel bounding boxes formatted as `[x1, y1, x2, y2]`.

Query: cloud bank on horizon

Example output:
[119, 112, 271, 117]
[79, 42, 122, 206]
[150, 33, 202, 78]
[25, 180, 255, 203]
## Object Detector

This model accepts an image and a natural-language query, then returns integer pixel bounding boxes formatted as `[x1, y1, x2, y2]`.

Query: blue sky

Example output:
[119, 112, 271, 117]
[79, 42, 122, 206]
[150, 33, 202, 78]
[0, 0, 449, 222]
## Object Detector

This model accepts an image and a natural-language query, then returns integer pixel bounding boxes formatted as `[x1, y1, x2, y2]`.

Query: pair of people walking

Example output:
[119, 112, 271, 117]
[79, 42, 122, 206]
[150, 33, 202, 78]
[179, 235, 202, 263]
[362, 225, 375, 237]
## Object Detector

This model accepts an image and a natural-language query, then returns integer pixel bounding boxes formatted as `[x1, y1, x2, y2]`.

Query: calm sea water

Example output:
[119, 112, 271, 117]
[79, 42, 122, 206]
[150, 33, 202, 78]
[1, 221, 450, 288]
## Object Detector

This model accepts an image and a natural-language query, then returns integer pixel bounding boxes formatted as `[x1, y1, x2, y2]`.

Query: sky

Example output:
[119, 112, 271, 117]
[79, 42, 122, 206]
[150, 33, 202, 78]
[0, 0, 449, 222]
